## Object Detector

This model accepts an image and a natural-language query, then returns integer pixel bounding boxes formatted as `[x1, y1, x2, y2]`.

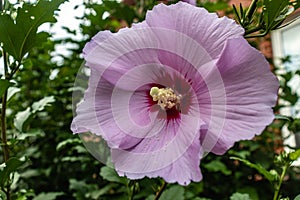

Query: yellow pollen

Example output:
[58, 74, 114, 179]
[150, 87, 181, 110]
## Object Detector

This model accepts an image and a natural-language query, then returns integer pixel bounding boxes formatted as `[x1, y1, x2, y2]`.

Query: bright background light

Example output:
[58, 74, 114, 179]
[0, 0, 87, 75]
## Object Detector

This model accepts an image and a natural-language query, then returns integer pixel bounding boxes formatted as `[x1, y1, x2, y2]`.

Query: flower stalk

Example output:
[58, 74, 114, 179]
[0, 89, 10, 200]
[0, 0, 9, 165]
[1, 89, 9, 163]
[1, 1, 12, 199]
[154, 181, 167, 200]
[1, 43, 12, 200]
[273, 164, 289, 200]
[127, 180, 136, 200]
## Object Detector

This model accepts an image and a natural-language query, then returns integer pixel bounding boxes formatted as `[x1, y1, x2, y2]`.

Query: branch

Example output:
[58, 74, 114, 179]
[154, 181, 167, 200]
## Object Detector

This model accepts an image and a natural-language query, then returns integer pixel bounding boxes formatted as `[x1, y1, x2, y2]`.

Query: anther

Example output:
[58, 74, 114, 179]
[150, 87, 181, 110]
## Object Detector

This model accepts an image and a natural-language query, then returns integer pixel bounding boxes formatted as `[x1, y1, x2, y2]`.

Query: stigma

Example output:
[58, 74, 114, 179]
[150, 87, 182, 110]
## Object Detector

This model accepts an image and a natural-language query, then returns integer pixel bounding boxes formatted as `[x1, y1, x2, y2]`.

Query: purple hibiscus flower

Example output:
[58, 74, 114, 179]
[71, 2, 279, 185]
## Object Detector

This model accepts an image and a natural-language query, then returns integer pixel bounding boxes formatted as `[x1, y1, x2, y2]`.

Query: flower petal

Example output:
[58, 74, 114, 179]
[83, 25, 216, 90]
[72, 2, 279, 185]
[111, 112, 204, 185]
[72, 63, 205, 185]
[113, 135, 203, 185]
[146, 2, 244, 59]
[200, 38, 279, 154]
[83, 30, 113, 57]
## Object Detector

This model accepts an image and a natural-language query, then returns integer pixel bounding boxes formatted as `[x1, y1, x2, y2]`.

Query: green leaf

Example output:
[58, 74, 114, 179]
[145, 195, 155, 200]
[200, 1, 229, 12]
[0, 0, 65, 61]
[14, 107, 31, 132]
[89, 184, 113, 199]
[292, 0, 300, 10]
[0, 157, 27, 187]
[288, 118, 300, 132]
[0, 14, 19, 60]
[69, 179, 99, 199]
[7, 87, 21, 102]
[31, 96, 55, 113]
[203, 160, 232, 175]
[230, 192, 251, 200]
[22, 59, 33, 69]
[275, 114, 292, 121]
[263, 0, 290, 31]
[61, 156, 90, 162]
[294, 194, 300, 200]
[102, 0, 136, 25]
[0, 163, 6, 171]
[279, 197, 289, 200]
[0, 190, 7, 200]
[56, 138, 82, 151]
[14, 96, 55, 132]
[17, 129, 45, 140]
[99, 166, 127, 185]
[230, 157, 276, 182]
[288, 149, 300, 161]
[33, 192, 64, 200]
[160, 185, 184, 200]
[237, 187, 259, 200]
[0, 79, 13, 97]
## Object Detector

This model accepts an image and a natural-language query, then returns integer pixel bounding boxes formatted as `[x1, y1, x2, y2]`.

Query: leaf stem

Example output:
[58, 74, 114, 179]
[244, 31, 268, 38]
[9, 62, 21, 79]
[1, 50, 11, 200]
[1, 89, 9, 162]
[244, 26, 262, 36]
[127, 180, 136, 200]
[273, 164, 289, 200]
[1, 0, 11, 191]
[154, 180, 167, 200]
[0, 0, 10, 164]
